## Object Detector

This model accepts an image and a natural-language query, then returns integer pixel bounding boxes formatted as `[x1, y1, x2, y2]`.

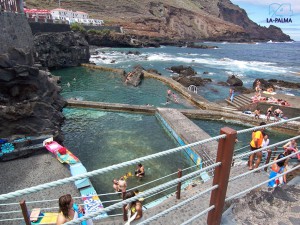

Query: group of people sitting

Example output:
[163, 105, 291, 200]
[252, 80, 291, 106]
[252, 106, 285, 122]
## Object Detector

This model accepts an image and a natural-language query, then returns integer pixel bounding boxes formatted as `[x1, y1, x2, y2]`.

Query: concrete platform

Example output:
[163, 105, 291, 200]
[156, 108, 218, 165]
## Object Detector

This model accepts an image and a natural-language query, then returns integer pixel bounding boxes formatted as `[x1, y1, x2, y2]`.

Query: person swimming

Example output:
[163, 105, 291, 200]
[135, 163, 145, 178]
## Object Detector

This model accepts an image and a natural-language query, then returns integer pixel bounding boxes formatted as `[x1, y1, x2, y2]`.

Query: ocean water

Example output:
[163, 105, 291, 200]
[90, 42, 300, 102]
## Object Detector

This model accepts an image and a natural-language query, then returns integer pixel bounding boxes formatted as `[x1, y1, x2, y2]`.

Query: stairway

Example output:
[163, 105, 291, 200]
[225, 94, 252, 109]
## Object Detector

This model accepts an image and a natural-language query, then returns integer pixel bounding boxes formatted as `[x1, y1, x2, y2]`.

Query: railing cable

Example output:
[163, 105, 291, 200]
[226, 164, 300, 202]
[64, 162, 221, 225]
[138, 185, 218, 225]
[0, 134, 225, 201]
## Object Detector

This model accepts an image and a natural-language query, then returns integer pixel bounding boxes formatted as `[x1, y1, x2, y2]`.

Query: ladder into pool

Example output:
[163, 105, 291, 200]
[188, 85, 198, 93]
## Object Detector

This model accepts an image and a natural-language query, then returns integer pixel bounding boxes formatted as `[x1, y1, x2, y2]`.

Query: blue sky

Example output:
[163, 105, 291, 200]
[231, 0, 300, 41]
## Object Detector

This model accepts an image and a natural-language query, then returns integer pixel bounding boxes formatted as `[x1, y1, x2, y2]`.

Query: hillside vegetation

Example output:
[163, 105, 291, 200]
[26, 0, 291, 42]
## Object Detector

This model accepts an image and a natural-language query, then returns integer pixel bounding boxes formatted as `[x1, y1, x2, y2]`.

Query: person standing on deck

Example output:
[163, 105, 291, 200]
[229, 88, 234, 102]
[249, 122, 266, 170]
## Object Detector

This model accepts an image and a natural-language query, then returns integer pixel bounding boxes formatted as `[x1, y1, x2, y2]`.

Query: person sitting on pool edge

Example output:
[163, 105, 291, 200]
[125, 190, 143, 221]
[56, 194, 93, 225]
[135, 163, 145, 178]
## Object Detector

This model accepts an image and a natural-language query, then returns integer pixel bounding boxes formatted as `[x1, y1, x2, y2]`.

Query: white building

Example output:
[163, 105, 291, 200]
[50, 8, 89, 21]
[50, 8, 103, 26]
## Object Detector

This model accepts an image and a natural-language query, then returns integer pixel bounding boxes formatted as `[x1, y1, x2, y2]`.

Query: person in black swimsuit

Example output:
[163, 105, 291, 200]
[266, 106, 273, 122]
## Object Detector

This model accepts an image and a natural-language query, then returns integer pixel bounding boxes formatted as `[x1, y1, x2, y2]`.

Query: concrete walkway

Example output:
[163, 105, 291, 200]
[157, 108, 218, 163]
[94, 162, 269, 225]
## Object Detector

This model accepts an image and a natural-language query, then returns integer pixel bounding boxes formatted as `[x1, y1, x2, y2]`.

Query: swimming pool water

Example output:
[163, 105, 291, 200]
[62, 108, 196, 211]
[52, 67, 195, 109]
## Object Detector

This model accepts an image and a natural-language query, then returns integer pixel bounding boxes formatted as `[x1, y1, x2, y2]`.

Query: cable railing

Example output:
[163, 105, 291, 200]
[0, 116, 299, 225]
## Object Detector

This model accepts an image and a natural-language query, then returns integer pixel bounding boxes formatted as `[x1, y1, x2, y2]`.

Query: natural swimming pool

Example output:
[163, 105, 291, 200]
[55, 66, 293, 214]
[62, 108, 196, 211]
[52, 67, 195, 109]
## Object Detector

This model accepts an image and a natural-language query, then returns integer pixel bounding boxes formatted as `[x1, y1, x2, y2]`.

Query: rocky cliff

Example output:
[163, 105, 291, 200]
[0, 13, 67, 142]
[27, 0, 291, 42]
[34, 32, 90, 69]
[0, 49, 66, 140]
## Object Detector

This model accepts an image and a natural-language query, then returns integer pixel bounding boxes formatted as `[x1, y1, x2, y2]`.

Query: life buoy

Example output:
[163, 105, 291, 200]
[1, 142, 15, 154]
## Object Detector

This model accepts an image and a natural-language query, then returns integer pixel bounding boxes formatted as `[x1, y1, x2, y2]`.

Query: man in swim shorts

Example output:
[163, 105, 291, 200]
[249, 122, 266, 170]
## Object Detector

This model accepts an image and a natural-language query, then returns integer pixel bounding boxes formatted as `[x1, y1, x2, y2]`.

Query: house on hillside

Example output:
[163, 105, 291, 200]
[50, 8, 103, 26]
[24, 8, 52, 20]
[50, 8, 88, 21]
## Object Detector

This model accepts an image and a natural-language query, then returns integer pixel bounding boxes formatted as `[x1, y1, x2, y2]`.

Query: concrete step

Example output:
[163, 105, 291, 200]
[239, 94, 252, 102]
[224, 99, 241, 109]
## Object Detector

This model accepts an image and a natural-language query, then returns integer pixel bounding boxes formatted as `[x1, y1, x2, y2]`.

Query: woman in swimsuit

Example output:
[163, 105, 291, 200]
[56, 194, 87, 225]
[283, 139, 300, 160]
[125, 191, 143, 221]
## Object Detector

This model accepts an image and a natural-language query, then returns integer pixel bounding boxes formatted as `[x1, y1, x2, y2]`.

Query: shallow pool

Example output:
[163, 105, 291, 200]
[52, 67, 195, 109]
[62, 108, 196, 211]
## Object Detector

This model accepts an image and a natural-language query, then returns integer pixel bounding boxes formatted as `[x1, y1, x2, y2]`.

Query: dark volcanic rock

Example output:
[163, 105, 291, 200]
[34, 32, 90, 69]
[146, 69, 161, 75]
[168, 65, 197, 76]
[0, 48, 66, 141]
[172, 76, 210, 87]
[268, 79, 300, 89]
[186, 43, 218, 49]
[87, 33, 144, 48]
[253, 78, 275, 91]
[124, 65, 144, 87]
[227, 75, 243, 86]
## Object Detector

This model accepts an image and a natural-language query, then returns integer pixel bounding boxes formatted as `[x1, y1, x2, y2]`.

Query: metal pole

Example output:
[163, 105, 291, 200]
[122, 191, 128, 221]
[207, 127, 236, 225]
[176, 169, 182, 199]
[19, 200, 31, 225]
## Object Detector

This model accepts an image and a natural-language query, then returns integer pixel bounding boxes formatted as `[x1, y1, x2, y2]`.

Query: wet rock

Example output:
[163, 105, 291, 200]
[227, 75, 243, 86]
[168, 65, 197, 76]
[124, 65, 144, 87]
[268, 79, 300, 89]
[186, 42, 218, 49]
[126, 51, 141, 55]
[172, 76, 210, 87]
[253, 78, 275, 91]
[146, 69, 161, 75]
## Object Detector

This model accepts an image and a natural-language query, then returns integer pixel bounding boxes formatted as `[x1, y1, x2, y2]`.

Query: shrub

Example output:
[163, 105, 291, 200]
[70, 22, 86, 32]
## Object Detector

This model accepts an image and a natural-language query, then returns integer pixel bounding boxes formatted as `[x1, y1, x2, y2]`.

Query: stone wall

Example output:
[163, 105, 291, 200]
[0, 12, 34, 55]
[29, 22, 71, 34]
[83, 25, 122, 33]
[28, 22, 122, 35]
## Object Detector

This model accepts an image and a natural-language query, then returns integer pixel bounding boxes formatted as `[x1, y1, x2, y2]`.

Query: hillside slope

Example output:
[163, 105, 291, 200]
[26, 0, 291, 42]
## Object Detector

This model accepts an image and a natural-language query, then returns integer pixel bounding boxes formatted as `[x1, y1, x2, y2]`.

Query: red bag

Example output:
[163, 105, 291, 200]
[58, 147, 67, 155]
